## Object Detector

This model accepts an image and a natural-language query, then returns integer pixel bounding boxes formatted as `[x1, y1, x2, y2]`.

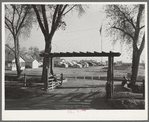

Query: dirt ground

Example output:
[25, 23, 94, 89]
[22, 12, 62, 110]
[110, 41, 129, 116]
[5, 65, 145, 110]
[5, 78, 145, 110]
[5, 79, 114, 110]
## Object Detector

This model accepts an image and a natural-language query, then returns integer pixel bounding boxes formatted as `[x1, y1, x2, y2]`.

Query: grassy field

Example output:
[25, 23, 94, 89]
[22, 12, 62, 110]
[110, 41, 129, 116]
[5, 66, 107, 76]
[5, 65, 145, 80]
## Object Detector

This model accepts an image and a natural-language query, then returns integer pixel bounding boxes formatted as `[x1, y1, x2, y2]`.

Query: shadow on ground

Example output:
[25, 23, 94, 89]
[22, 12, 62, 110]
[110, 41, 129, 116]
[5, 81, 113, 110]
[114, 84, 131, 92]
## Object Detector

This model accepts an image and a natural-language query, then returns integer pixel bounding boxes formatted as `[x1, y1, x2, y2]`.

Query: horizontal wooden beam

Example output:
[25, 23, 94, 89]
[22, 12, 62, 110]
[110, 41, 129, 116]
[40, 51, 121, 57]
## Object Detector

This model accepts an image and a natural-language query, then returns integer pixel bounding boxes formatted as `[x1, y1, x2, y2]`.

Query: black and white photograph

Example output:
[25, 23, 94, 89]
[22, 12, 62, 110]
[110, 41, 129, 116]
[2, 2, 148, 120]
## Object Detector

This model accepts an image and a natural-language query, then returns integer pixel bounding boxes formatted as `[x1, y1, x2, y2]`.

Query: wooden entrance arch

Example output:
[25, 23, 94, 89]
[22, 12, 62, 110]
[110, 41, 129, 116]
[40, 51, 121, 98]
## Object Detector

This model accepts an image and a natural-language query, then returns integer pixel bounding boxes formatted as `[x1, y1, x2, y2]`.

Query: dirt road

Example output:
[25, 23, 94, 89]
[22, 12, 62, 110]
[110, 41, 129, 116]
[5, 79, 113, 110]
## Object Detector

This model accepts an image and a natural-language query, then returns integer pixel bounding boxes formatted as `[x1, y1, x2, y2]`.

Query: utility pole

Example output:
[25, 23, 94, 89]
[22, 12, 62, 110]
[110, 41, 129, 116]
[101, 32, 102, 63]
[99, 25, 102, 63]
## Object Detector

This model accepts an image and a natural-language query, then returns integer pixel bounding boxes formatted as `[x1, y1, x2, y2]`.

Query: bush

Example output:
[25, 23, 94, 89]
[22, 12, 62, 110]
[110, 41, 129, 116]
[127, 83, 143, 93]
[107, 99, 145, 109]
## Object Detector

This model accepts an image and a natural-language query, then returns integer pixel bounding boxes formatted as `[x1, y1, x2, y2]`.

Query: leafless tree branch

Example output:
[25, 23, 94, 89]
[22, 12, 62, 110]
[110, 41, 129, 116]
[112, 26, 134, 40]
[32, 5, 46, 37]
[5, 44, 15, 53]
[16, 5, 23, 31]
[16, 6, 29, 34]
[52, 5, 59, 28]
[114, 5, 136, 30]
[5, 21, 13, 34]
[41, 5, 49, 33]
[61, 4, 68, 14]
[139, 33, 145, 54]
[63, 5, 76, 16]
[136, 5, 144, 29]
[140, 25, 145, 30]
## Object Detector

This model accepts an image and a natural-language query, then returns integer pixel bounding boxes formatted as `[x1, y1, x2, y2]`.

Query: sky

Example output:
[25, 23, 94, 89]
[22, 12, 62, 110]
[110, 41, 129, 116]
[5, 4, 146, 63]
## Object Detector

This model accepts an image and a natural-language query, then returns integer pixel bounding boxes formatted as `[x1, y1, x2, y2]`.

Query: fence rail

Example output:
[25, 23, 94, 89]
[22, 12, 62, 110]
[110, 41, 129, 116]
[5, 73, 145, 99]
[5, 74, 144, 82]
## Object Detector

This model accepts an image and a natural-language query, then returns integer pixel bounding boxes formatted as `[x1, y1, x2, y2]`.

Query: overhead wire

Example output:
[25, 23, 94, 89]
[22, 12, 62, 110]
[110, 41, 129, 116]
[58, 27, 100, 34]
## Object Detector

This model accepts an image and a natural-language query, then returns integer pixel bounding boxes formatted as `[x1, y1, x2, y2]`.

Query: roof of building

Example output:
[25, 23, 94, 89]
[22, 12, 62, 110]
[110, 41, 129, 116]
[23, 54, 35, 62]
[25, 58, 35, 62]
[5, 51, 25, 62]
[5, 47, 36, 63]
[5, 52, 15, 62]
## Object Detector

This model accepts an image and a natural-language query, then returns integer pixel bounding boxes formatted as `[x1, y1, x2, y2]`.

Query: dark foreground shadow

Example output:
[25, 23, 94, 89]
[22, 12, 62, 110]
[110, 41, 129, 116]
[90, 97, 113, 109]
[56, 85, 106, 89]
[5, 85, 113, 110]
[114, 84, 131, 92]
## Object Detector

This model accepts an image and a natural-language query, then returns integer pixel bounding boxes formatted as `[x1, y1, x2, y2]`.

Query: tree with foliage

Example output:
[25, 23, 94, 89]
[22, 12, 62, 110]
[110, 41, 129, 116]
[5, 44, 15, 53]
[19, 46, 42, 62]
[105, 4, 145, 88]
[28, 46, 42, 61]
[5, 4, 33, 76]
[32, 4, 85, 84]
[28, 46, 34, 58]
[19, 47, 27, 56]
[5, 44, 15, 62]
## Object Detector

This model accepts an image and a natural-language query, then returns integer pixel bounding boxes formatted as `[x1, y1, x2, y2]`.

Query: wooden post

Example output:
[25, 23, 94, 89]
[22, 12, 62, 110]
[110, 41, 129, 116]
[111, 56, 114, 95]
[106, 70, 109, 98]
[107, 70, 109, 81]
[109, 56, 112, 98]
[107, 55, 112, 98]
[60, 73, 63, 85]
[44, 67, 49, 91]
[24, 68, 26, 86]
[50, 57, 54, 75]
[52, 81, 54, 89]
[143, 79, 145, 99]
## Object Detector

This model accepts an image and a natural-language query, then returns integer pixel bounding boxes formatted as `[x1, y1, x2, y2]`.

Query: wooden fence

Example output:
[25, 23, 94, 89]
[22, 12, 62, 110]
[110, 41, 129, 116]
[5, 73, 145, 99]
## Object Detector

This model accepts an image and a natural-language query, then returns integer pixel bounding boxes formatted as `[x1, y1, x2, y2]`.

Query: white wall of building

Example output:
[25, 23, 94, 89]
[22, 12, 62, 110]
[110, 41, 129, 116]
[12, 57, 25, 71]
[32, 60, 39, 68]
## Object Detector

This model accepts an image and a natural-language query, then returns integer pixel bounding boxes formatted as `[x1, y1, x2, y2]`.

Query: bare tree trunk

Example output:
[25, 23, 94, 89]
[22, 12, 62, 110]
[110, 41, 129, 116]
[41, 34, 53, 82]
[42, 56, 50, 82]
[131, 50, 140, 88]
[14, 36, 21, 77]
